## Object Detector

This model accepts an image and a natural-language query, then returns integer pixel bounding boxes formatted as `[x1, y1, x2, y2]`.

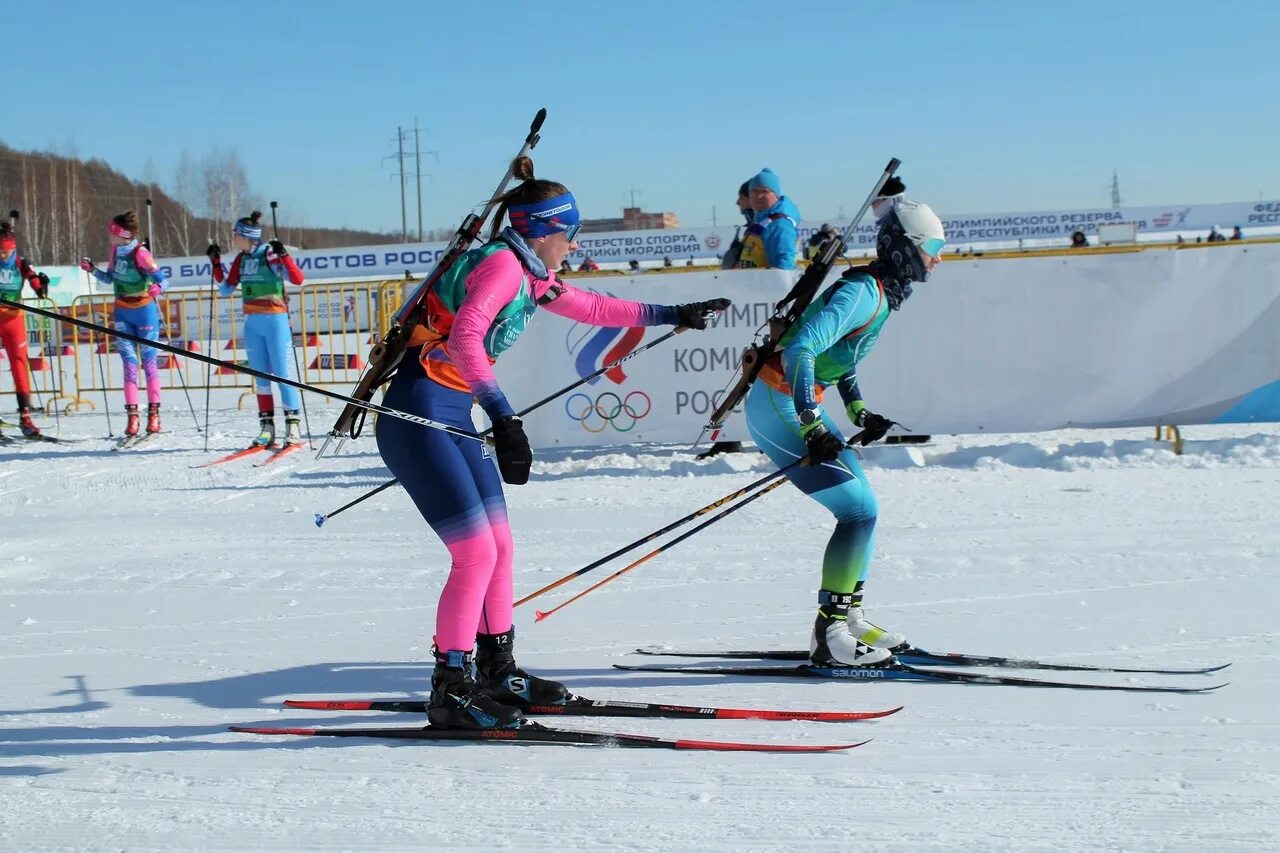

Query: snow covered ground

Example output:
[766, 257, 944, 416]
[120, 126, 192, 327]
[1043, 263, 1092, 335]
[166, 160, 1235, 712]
[2, 409, 1277, 852]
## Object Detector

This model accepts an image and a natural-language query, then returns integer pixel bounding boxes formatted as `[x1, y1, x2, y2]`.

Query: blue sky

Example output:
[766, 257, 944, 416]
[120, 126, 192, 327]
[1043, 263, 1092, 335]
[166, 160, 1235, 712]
[11, 1, 1278, 234]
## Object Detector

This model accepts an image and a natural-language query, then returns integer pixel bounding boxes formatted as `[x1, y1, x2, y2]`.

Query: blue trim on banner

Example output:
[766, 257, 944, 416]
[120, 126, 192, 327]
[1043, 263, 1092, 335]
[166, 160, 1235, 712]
[1213, 379, 1280, 423]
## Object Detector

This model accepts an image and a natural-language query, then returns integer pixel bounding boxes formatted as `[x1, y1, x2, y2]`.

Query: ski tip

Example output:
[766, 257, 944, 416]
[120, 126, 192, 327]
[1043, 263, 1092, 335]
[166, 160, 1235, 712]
[533, 610, 549, 622]
[229, 725, 317, 736]
[314, 513, 326, 528]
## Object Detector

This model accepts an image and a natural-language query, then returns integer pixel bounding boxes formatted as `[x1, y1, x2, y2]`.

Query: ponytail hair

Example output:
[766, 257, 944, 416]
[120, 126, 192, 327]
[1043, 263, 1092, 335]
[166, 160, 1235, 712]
[487, 156, 570, 240]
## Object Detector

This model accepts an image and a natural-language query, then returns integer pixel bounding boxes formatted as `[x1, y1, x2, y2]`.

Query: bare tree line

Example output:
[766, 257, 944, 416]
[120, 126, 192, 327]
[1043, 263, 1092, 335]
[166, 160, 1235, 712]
[0, 143, 395, 265]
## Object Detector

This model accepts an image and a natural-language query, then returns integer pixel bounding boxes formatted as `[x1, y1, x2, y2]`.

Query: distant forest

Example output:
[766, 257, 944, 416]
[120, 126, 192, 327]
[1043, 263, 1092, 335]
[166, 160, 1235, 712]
[0, 143, 411, 265]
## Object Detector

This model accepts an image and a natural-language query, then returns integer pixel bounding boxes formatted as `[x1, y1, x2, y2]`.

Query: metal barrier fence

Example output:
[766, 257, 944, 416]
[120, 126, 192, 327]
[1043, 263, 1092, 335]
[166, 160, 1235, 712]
[2, 280, 408, 414]
[0, 297, 79, 415]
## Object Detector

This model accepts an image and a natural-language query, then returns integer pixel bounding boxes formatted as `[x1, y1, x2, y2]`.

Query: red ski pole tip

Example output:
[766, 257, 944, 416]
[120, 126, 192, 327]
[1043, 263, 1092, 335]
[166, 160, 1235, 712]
[534, 611, 549, 622]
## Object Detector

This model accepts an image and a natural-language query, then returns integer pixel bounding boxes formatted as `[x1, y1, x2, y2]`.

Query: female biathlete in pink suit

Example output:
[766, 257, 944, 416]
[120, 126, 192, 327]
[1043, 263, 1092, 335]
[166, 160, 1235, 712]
[377, 155, 730, 729]
[80, 211, 169, 436]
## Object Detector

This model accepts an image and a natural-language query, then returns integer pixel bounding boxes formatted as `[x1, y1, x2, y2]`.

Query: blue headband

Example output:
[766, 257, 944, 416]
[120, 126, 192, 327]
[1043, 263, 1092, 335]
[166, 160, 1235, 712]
[234, 220, 263, 241]
[508, 192, 580, 238]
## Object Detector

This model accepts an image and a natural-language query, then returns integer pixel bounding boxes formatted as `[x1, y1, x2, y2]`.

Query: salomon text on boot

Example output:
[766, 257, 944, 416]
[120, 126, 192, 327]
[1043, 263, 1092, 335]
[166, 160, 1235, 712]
[428, 648, 524, 730]
[809, 589, 894, 667]
[475, 628, 570, 706]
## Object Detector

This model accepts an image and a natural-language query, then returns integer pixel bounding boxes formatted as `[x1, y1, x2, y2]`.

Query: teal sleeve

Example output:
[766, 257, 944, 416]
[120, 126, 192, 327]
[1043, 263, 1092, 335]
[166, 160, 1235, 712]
[781, 280, 881, 414]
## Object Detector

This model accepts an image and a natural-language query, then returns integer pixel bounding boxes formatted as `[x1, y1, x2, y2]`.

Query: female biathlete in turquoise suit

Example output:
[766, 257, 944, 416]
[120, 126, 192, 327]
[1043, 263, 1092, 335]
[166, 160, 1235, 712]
[745, 199, 945, 667]
[376, 155, 730, 729]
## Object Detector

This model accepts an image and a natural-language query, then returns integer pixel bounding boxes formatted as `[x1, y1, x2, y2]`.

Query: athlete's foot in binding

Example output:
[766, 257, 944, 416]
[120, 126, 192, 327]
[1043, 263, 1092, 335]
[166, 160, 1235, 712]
[283, 410, 302, 447]
[124, 404, 140, 437]
[146, 403, 162, 434]
[847, 607, 908, 652]
[475, 627, 570, 706]
[18, 407, 40, 438]
[810, 613, 895, 667]
[252, 411, 276, 447]
[427, 648, 525, 730]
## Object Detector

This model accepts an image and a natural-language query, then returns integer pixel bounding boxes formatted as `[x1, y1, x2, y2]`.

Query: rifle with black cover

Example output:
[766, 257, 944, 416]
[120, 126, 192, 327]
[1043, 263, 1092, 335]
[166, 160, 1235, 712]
[700, 158, 901, 444]
[320, 108, 548, 456]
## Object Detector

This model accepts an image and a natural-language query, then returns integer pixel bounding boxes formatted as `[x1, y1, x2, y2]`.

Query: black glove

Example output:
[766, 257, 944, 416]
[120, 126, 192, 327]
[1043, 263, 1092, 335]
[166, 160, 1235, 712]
[205, 242, 222, 261]
[33, 272, 50, 299]
[802, 423, 846, 464]
[491, 416, 532, 485]
[268, 239, 288, 257]
[675, 297, 731, 330]
[856, 411, 895, 446]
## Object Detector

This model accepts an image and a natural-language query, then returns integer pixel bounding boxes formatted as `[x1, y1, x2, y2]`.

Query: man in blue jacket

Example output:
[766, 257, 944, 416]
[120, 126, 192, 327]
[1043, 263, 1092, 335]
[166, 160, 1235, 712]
[737, 168, 801, 270]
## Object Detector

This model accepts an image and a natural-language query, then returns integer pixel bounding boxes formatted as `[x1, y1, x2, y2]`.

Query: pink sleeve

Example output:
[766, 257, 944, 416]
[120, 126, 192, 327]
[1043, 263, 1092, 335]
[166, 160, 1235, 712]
[444, 250, 525, 394]
[540, 279, 675, 327]
[133, 246, 160, 274]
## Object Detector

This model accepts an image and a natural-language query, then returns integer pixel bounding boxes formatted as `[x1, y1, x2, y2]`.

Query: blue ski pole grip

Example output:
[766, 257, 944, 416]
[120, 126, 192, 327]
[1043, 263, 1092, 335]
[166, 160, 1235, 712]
[314, 513, 326, 528]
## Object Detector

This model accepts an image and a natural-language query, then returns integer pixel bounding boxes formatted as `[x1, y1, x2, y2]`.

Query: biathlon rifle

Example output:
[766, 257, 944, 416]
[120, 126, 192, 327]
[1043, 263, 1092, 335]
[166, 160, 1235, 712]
[320, 108, 548, 456]
[700, 158, 901, 443]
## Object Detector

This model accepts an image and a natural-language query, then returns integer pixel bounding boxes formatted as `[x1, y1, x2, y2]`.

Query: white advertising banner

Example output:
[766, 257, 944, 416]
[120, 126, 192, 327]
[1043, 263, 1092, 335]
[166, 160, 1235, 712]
[494, 243, 1280, 449]
[145, 199, 1280, 288]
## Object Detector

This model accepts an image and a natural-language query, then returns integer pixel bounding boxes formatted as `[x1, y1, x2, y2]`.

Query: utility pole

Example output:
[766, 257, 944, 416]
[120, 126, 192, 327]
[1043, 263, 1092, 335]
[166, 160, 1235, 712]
[1110, 170, 1122, 209]
[397, 126, 407, 241]
[711, 205, 717, 227]
[414, 119, 423, 242]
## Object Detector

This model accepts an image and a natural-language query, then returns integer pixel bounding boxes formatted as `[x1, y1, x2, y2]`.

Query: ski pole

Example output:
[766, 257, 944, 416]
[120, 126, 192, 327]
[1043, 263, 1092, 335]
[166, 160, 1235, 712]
[271, 201, 314, 449]
[519, 428, 868, 613]
[3, 298, 484, 442]
[146, 199, 200, 433]
[532, 476, 791, 622]
[202, 236, 216, 452]
[84, 281, 115, 438]
[314, 325, 694, 527]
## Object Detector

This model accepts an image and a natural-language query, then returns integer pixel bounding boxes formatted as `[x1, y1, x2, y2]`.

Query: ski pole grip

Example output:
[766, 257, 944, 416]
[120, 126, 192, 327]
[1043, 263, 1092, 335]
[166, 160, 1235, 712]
[531, 108, 547, 135]
[885, 158, 901, 174]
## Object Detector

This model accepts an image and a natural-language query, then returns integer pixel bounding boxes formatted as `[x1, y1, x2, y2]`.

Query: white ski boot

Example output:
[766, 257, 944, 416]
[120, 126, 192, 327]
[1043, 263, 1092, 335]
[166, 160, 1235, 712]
[809, 589, 895, 667]
[846, 607, 908, 651]
[283, 410, 302, 446]
[253, 410, 276, 447]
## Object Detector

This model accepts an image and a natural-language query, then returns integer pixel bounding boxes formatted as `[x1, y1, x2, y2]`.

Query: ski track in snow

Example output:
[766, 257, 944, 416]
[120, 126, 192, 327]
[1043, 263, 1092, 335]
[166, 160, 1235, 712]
[1, 413, 1277, 851]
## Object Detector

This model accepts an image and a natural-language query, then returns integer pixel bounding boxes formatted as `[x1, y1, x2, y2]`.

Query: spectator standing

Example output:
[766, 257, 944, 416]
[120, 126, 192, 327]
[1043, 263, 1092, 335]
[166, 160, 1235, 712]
[720, 181, 753, 270]
[1230, 226, 1243, 241]
[736, 168, 800, 270]
[1207, 225, 1226, 243]
[577, 256, 600, 272]
[1070, 230, 1089, 248]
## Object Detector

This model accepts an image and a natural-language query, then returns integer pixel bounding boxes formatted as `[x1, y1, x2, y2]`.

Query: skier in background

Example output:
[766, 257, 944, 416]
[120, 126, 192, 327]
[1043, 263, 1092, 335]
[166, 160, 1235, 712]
[80, 211, 169, 436]
[0, 221, 51, 439]
[744, 197, 945, 668]
[376, 154, 730, 729]
[207, 211, 306, 447]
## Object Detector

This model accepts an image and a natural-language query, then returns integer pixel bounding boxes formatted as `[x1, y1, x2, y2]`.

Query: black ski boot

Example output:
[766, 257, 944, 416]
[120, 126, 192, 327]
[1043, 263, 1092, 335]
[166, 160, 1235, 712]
[475, 627, 570, 706]
[427, 648, 524, 730]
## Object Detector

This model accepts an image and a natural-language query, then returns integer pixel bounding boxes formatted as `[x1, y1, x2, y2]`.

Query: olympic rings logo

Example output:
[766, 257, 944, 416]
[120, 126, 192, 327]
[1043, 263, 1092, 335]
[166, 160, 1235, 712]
[565, 390, 652, 433]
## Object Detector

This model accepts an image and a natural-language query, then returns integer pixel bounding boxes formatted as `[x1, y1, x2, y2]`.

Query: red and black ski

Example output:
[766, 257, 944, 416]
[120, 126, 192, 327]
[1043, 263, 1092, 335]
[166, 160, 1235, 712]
[230, 721, 868, 752]
[194, 444, 273, 468]
[283, 696, 901, 723]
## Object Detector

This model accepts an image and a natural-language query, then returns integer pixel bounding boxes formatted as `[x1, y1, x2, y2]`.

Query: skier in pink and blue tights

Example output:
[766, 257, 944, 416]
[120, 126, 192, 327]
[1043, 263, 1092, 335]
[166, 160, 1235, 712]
[376, 155, 730, 729]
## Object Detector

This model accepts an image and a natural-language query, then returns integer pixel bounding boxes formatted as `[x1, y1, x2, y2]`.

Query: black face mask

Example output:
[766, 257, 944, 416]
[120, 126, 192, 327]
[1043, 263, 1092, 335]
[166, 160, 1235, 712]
[875, 215, 931, 310]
